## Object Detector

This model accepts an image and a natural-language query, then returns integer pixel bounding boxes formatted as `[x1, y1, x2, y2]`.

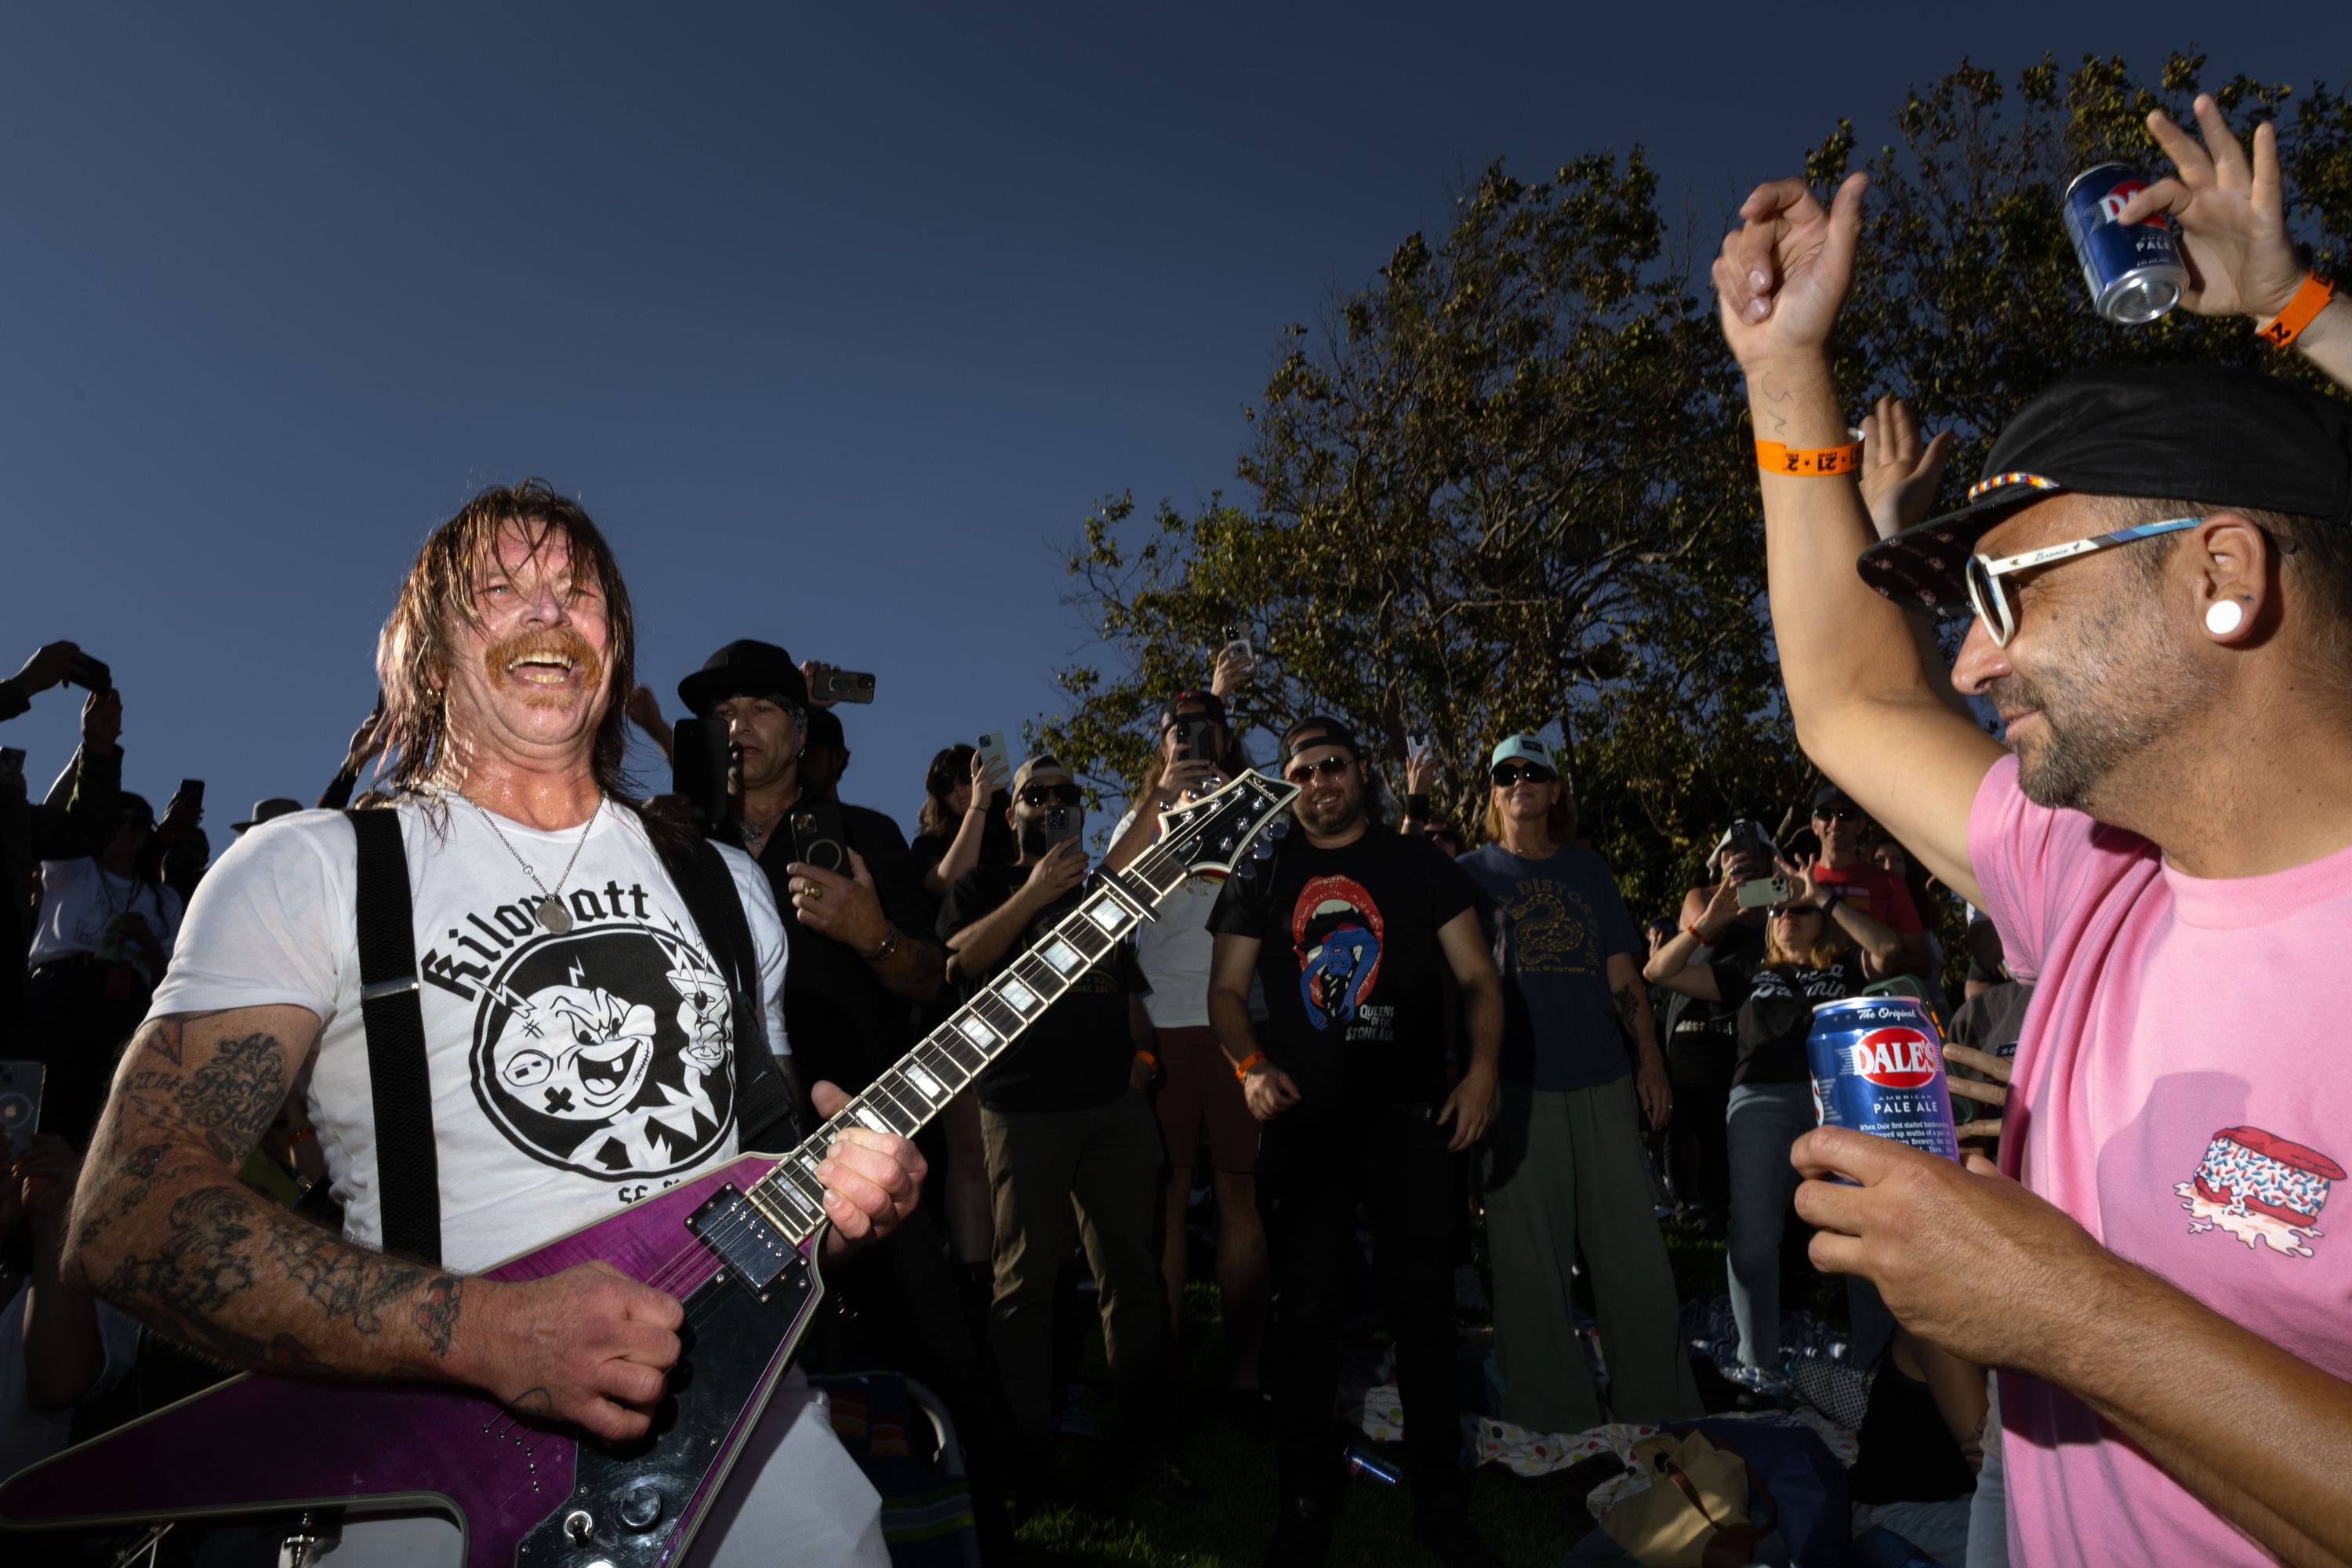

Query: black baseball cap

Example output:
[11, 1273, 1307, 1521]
[1157, 690, 1227, 732]
[1812, 784, 1861, 815]
[678, 640, 808, 717]
[1279, 715, 1361, 765]
[1857, 364, 2352, 609]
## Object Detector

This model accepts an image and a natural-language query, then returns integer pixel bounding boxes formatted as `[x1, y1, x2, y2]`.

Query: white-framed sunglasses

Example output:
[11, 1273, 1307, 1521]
[1964, 517, 2204, 648]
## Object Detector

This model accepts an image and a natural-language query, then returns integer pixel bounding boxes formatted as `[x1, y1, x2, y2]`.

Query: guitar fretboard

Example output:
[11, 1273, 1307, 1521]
[740, 833, 1207, 1244]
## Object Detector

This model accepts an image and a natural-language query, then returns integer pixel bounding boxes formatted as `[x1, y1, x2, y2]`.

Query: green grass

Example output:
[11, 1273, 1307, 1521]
[1007, 1214, 1847, 1564]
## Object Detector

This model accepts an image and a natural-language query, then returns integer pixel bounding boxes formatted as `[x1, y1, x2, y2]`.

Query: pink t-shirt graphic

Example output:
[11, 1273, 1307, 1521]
[1971, 755, 2352, 1566]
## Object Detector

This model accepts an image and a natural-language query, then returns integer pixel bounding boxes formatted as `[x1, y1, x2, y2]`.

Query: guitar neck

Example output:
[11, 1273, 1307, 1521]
[742, 839, 1196, 1243]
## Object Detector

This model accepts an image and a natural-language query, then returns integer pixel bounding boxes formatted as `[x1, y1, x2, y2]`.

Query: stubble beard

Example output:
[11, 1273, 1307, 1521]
[2000, 601, 2216, 814]
[1297, 780, 1365, 837]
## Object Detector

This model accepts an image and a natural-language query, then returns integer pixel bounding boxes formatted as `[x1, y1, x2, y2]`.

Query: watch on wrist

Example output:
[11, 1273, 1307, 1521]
[1817, 891, 1841, 914]
[858, 927, 901, 964]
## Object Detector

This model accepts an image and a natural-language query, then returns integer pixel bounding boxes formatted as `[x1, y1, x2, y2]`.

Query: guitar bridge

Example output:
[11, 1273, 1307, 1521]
[684, 1185, 793, 1297]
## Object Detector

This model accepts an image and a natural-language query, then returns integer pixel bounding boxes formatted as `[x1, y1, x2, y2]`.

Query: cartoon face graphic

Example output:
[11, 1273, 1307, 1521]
[467, 921, 736, 1178]
[1292, 874, 1384, 1031]
[2176, 1126, 2345, 1260]
[492, 980, 659, 1120]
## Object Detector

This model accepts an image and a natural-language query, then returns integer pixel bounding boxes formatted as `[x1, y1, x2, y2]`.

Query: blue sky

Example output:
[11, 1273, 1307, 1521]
[1, 3, 2333, 845]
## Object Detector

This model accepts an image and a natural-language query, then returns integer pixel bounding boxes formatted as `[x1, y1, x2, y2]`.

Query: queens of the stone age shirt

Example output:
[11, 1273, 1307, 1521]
[1972, 753, 2352, 1566]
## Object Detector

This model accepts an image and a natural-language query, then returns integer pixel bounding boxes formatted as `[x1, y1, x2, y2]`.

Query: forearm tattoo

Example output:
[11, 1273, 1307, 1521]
[74, 1013, 468, 1377]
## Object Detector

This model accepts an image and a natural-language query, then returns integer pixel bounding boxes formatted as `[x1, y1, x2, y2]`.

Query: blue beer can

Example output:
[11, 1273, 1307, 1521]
[2062, 162, 2189, 324]
[1806, 996, 1961, 1167]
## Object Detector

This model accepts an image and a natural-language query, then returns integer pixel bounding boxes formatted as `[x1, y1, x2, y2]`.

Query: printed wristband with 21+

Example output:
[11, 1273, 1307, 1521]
[2259, 273, 2336, 349]
[1755, 439, 1861, 477]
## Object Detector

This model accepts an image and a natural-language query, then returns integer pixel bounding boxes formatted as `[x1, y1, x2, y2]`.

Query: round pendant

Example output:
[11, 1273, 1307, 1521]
[537, 896, 573, 935]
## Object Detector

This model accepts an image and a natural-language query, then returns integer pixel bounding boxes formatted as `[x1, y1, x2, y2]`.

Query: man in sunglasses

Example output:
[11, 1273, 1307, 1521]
[1804, 785, 1929, 981]
[1715, 96, 2352, 1566]
[1207, 717, 1503, 1566]
[936, 756, 1192, 1504]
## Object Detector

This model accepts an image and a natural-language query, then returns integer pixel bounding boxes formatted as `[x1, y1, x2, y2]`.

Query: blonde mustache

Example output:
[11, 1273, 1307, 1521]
[483, 626, 605, 710]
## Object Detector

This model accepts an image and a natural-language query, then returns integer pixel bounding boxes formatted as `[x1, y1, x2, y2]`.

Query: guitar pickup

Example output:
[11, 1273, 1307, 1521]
[684, 1185, 793, 1296]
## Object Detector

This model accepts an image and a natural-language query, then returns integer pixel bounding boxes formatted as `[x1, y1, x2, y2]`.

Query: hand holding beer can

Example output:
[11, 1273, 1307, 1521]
[2063, 163, 2190, 324]
[1806, 996, 1962, 1181]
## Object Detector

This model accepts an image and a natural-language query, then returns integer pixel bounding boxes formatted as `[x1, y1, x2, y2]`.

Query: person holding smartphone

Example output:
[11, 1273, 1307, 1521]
[937, 757, 1196, 1506]
[0, 651, 122, 1053]
[1645, 860, 1904, 1388]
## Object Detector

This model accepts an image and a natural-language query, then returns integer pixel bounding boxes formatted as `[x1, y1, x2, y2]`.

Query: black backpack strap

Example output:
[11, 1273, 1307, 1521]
[346, 809, 441, 1266]
[660, 832, 801, 1151]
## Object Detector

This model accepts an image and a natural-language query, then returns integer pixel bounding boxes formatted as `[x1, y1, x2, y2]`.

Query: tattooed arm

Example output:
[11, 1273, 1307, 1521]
[64, 1007, 688, 1440]
[1610, 953, 1671, 1131]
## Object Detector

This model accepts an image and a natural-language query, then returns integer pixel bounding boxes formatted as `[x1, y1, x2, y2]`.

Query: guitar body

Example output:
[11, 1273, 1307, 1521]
[0, 1154, 826, 1568]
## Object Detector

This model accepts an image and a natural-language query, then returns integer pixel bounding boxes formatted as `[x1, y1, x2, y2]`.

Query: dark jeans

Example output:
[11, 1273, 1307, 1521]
[1257, 1098, 1459, 1504]
[1665, 1033, 1735, 1216]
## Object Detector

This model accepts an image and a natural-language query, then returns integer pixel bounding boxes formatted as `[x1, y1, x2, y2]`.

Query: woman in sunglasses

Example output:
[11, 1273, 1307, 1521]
[1643, 858, 1905, 1386]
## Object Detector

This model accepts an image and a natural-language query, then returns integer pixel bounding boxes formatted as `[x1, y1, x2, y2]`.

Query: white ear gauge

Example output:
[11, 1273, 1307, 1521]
[2206, 600, 2245, 636]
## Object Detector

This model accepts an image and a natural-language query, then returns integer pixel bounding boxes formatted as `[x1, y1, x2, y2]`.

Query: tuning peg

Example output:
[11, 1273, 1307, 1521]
[1268, 817, 1290, 840]
[1252, 839, 1276, 860]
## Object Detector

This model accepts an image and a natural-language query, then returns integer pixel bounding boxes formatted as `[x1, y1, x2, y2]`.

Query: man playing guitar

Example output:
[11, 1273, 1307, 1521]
[59, 482, 925, 1564]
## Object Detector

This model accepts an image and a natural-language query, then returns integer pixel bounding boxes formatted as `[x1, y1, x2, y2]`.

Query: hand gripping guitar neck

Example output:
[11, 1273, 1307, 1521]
[0, 770, 1298, 1568]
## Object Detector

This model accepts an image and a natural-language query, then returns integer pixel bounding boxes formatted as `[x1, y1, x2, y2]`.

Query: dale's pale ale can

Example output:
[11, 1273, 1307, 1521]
[1806, 996, 1961, 1168]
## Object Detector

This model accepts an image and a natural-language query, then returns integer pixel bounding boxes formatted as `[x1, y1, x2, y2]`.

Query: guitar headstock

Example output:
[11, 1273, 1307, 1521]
[1157, 769, 1300, 881]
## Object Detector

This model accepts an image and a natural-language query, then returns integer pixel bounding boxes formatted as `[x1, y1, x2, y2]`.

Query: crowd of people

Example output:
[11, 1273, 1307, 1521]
[3, 89, 2350, 1568]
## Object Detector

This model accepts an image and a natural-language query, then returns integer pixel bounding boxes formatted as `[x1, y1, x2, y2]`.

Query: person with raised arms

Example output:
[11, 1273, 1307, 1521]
[1713, 93, 2352, 1566]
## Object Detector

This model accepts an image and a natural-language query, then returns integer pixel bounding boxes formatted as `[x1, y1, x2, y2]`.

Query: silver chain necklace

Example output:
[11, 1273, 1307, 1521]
[458, 792, 601, 934]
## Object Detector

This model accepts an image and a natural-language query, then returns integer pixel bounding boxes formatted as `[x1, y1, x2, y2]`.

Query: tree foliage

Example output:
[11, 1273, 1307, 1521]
[1038, 51, 2352, 925]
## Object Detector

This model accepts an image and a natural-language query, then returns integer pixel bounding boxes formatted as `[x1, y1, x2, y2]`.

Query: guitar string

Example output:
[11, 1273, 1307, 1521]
[639, 827, 1210, 1306]
[480, 810, 1258, 1436]
[632, 826, 1211, 1312]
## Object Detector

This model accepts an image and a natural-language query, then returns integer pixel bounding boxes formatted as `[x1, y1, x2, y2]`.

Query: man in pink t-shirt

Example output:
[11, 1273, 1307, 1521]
[1713, 96, 2352, 1566]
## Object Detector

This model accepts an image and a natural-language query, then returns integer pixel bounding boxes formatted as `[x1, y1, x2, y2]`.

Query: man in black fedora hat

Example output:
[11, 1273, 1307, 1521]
[231, 797, 304, 835]
[677, 639, 1019, 1558]
[1714, 93, 2352, 1564]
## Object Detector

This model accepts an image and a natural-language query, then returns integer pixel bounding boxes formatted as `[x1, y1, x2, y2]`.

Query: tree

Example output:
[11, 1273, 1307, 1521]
[1039, 51, 2352, 931]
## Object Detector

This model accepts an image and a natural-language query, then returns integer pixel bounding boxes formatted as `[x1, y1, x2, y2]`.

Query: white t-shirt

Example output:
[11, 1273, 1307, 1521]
[0, 1276, 143, 1486]
[27, 859, 183, 983]
[1112, 804, 1266, 1029]
[149, 799, 787, 1275]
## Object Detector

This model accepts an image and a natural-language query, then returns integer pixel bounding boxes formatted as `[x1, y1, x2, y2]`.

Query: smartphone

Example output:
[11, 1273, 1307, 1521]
[0, 1062, 43, 1160]
[1218, 625, 1254, 670]
[68, 656, 111, 694]
[789, 796, 851, 874]
[178, 779, 205, 814]
[975, 732, 1013, 798]
[1406, 731, 1432, 761]
[815, 670, 877, 704]
[1737, 874, 1792, 909]
[670, 717, 732, 829]
[1041, 804, 1083, 848]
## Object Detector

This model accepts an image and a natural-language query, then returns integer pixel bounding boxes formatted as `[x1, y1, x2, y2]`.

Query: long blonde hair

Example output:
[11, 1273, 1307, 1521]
[1764, 909, 1851, 971]
[376, 481, 637, 805]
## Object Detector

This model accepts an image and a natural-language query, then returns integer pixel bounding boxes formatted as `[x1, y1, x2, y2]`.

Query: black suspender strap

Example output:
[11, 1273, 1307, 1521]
[346, 809, 442, 1266]
[659, 833, 801, 1152]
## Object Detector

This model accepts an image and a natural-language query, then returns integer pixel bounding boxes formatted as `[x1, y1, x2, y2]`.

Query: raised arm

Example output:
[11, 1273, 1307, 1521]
[1643, 876, 1738, 998]
[1715, 175, 2005, 906]
[921, 753, 1007, 899]
[2120, 95, 2352, 394]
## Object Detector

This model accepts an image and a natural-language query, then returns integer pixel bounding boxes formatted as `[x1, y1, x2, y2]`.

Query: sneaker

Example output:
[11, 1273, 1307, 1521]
[1263, 1494, 1334, 1566]
[1410, 1494, 1501, 1568]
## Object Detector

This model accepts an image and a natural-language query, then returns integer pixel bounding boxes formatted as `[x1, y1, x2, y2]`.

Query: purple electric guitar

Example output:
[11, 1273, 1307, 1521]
[0, 770, 1297, 1567]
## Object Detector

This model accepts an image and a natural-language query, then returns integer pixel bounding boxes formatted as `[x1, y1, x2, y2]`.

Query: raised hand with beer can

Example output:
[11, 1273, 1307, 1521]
[2062, 163, 2190, 323]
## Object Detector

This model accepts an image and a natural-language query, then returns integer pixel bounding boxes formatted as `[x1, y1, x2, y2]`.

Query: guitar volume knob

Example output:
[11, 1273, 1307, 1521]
[620, 1486, 663, 1531]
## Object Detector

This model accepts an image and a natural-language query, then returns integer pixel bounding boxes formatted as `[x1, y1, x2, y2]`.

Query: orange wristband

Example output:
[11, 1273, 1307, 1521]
[1683, 924, 1706, 942]
[2258, 273, 2336, 349]
[1135, 1049, 1160, 1072]
[1233, 1051, 1269, 1081]
[1756, 439, 1861, 477]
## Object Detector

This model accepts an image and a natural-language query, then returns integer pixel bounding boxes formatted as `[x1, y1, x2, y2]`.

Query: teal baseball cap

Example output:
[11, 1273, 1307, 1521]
[1488, 733, 1556, 772]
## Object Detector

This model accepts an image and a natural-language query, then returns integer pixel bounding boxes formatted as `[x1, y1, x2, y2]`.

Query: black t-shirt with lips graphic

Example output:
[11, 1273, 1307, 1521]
[937, 864, 1149, 1115]
[1207, 826, 1482, 1109]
